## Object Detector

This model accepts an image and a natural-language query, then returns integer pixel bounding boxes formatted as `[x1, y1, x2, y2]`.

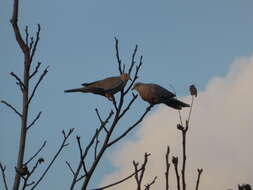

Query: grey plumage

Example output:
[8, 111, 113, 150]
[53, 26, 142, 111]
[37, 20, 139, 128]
[65, 73, 131, 101]
[132, 82, 190, 110]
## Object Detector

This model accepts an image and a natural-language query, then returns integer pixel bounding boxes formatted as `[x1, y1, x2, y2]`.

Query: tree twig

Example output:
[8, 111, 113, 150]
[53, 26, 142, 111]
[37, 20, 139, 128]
[172, 156, 180, 190]
[29, 62, 42, 79]
[30, 24, 41, 64]
[76, 136, 88, 175]
[30, 128, 74, 190]
[114, 37, 122, 74]
[0, 162, 8, 190]
[24, 140, 46, 165]
[1, 100, 22, 117]
[108, 104, 153, 147]
[92, 167, 144, 190]
[165, 146, 170, 190]
[27, 111, 42, 130]
[10, 72, 24, 91]
[28, 67, 48, 105]
[144, 176, 157, 190]
[128, 45, 138, 75]
[66, 161, 75, 176]
[195, 168, 203, 190]
[69, 111, 114, 190]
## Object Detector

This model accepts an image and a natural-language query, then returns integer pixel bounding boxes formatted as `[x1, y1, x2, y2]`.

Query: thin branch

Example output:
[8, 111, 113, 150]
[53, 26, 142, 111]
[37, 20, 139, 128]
[128, 45, 138, 75]
[10, 72, 24, 91]
[66, 161, 75, 176]
[108, 104, 153, 147]
[133, 153, 151, 190]
[27, 111, 42, 130]
[25, 140, 46, 165]
[95, 108, 108, 133]
[195, 168, 203, 190]
[124, 56, 143, 95]
[144, 176, 157, 190]
[172, 156, 180, 190]
[114, 37, 122, 74]
[10, 0, 29, 54]
[187, 96, 195, 124]
[165, 146, 170, 190]
[95, 108, 103, 123]
[30, 24, 41, 63]
[28, 66, 48, 105]
[1, 100, 22, 117]
[0, 162, 8, 190]
[94, 130, 100, 160]
[29, 37, 34, 52]
[29, 62, 42, 79]
[70, 111, 114, 190]
[92, 167, 144, 190]
[25, 26, 29, 46]
[30, 128, 74, 190]
[118, 93, 138, 119]
[76, 136, 88, 175]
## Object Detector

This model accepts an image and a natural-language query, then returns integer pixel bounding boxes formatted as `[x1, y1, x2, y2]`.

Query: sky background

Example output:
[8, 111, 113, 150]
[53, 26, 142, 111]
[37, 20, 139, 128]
[1, 0, 253, 189]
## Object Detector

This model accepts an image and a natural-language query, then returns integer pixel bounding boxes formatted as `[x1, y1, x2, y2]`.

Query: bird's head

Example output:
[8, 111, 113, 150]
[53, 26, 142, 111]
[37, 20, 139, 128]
[132, 82, 142, 91]
[120, 73, 132, 82]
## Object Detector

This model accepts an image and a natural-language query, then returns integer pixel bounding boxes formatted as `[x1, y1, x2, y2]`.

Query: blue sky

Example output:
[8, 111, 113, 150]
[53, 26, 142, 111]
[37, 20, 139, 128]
[1, 0, 253, 189]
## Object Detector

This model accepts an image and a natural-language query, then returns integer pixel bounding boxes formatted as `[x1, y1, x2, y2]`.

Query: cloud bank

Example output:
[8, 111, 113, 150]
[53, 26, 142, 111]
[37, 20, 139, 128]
[100, 55, 253, 190]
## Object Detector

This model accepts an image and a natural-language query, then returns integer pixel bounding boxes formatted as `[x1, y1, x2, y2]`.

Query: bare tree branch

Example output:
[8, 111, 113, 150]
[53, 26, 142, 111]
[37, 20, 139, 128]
[92, 167, 144, 190]
[124, 56, 143, 95]
[172, 156, 180, 190]
[27, 111, 42, 130]
[76, 136, 88, 175]
[66, 161, 75, 176]
[1, 100, 22, 117]
[108, 104, 154, 147]
[195, 168, 203, 190]
[69, 111, 114, 190]
[165, 146, 170, 190]
[28, 67, 48, 105]
[128, 45, 138, 75]
[144, 176, 157, 190]
[30, 128, 74, 190]
[114, 37, 123, 74]
[10, 0, 29, 55]
[29, 62, 42, 79]
[0, 162, 8, 190]
[118, 93, 138, 119]
[133, 153, 151, 190]
[30, 24, 41, 63]
[10, 72, 24, 91]
[94, 130, 100, 160]
[24, 140, 46, 165]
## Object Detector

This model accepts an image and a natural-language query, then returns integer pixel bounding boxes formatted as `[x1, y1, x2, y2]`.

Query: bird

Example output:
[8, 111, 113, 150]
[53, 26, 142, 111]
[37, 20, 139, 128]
[64, 73, 132, 101]
[189, 84, 197, 97]
[132, 82, 190, 110]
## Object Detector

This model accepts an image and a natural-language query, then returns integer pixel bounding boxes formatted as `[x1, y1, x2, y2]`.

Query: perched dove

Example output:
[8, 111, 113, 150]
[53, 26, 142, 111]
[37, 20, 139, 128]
[132, 82, 190, 110]
[65, 73, 131, 101]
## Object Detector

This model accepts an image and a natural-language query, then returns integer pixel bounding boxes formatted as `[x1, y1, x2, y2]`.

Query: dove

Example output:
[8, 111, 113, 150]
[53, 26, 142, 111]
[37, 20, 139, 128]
[65, 73, 131, 101]
[132, 82, 190, 110]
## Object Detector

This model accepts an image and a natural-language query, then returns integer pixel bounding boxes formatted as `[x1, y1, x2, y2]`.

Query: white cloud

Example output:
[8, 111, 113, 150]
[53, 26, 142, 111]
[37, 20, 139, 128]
[100, 55, 253, 190]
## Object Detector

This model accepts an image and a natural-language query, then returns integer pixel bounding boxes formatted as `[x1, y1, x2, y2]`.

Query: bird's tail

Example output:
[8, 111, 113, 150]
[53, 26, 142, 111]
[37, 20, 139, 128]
[64, 88, 87, 93]
[164, 98, 190, 110]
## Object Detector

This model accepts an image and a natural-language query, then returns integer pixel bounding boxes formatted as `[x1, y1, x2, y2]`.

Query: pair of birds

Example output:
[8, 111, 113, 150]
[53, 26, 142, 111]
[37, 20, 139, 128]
[65, 73, 190, 110]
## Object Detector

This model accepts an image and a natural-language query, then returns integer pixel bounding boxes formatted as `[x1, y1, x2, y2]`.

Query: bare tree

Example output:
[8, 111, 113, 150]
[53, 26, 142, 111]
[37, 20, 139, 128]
[67, 37, 154, 190]
[0, 1, 74, 189]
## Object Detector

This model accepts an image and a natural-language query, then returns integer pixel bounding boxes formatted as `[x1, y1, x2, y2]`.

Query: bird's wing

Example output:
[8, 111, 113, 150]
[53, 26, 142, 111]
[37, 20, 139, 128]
[153, 84, 176, 99]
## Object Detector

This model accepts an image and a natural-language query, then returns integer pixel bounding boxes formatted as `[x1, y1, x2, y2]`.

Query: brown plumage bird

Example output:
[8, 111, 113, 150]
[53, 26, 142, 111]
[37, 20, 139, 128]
[132, 82, 190, 110]
[65, 73, 131, 101]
